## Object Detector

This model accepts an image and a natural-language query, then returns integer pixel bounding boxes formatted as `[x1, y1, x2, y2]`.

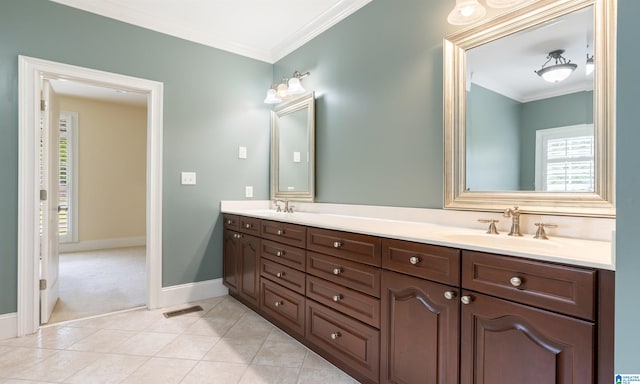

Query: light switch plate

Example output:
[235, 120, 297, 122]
[293, 151, 301, 163]
[181, 172, 196, 185]
[245, 186, 253, 198]
[239, 146, 247, 159]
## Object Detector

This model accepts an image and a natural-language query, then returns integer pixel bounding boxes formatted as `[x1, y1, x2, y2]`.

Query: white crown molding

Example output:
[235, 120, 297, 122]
[270, 0, 373, 62]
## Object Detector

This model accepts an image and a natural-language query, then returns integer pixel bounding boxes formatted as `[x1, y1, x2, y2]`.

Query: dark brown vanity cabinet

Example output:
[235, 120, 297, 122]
[222, 214, 260, 308]
[221, 214, 614, 384]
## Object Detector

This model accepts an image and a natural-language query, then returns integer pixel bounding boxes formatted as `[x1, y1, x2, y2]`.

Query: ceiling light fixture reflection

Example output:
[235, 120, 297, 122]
[534, 49, 578, 83]
[447, 0, 486, 25]
[586, 53, 594, 76]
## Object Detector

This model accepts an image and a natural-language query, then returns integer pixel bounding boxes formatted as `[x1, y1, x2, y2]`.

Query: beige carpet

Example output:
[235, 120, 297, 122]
[47, 246, 146, 324]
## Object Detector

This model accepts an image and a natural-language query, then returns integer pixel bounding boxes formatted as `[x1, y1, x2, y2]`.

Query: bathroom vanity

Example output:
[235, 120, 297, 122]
[221, 207, 613, 384]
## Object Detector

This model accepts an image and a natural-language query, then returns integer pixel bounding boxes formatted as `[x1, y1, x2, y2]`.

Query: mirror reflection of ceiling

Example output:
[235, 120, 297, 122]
[467, 6, 593, 103]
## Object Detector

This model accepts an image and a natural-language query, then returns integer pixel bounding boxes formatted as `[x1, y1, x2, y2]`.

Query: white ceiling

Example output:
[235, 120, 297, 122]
[49, 79, 148, 106]
[49, 0, 372, 64]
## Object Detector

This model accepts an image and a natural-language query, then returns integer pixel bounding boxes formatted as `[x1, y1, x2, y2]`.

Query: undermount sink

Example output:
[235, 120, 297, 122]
[436, 231, 562, 250]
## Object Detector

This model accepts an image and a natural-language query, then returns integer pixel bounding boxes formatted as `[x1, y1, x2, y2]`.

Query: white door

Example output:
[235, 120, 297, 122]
[39, 78, 60, 324]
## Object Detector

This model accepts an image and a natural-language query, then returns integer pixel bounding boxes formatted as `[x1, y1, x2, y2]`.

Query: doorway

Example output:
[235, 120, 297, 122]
[18, 56, 164, 336]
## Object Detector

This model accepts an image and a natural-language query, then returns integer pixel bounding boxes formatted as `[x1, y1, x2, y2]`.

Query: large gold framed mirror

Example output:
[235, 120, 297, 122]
[444, 0, 615, 217]
[270, 92, 315, 202]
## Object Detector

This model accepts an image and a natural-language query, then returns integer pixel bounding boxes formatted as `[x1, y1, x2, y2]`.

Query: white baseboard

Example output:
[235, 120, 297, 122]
[0, 313, 17, 341]
[158, 278, 228, 309]
[59, 236, 146, 253]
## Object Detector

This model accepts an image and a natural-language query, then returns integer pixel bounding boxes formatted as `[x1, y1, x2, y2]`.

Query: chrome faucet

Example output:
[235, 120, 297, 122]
[273, 199, 285, 212]
[503, 206, 523, 236]
[273, 199, 294, 213]
[284, 200, 294, 213]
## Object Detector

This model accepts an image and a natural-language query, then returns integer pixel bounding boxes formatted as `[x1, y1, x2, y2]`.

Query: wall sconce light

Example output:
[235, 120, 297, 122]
[534, 49, 577, 83]
[586, 53, 595, 76]
[264, 70, 310, 104]
[447, 0, 529, 25]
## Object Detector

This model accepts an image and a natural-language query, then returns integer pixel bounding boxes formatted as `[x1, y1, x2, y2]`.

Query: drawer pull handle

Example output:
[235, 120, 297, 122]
[409, 256, 421, 265]
[276, 272, 284, 278]
[234, 233, 242, 239]
[510, 277, 522, 287]
[330, 332, 341, 340]
[444, 291, 456, 300]
[277, 229, 284, 236]
[332, 294, 342, 302]
[461, 295, 472, 305]
[332, 267, 342, 275]
[274, 301, 283, 307]
[226, 219, 233, 225]
[245, 223, 252, 229]
[333, 241, 343, 248]
[276, 251, 284, 257]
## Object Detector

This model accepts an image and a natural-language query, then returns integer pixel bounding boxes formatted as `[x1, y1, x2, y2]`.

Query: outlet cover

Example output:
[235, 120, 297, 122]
[245, 186, 253, 198]
[181, 172, 196, 185]
[239, 146, 247, 159]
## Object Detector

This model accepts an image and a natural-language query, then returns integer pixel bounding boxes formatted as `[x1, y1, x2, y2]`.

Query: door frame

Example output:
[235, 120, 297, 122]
[17, 55, 164, 336]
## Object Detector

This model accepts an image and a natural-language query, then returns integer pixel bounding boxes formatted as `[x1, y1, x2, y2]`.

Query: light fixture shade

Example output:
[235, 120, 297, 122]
[486, 0, 528, 8]
[276, 82, 289, 99]
[263, 89, 281, 104]
[447, 0, 486, 25]
[287, 77, 305, 95]
[537, 63, 578, 83]
[586, 54, 595, 76]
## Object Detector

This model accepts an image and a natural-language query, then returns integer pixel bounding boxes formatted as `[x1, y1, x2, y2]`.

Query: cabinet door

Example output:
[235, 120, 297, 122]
[380, 271, 459, 384]
[238, 234, 260, 308]
[460, 291, 594, 384]
[222, 229, 239, 294]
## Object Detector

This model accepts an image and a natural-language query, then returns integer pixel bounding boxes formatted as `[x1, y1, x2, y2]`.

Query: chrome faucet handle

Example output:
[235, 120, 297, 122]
[273, 200, 284, 212]
[478, 219, 499, 234]
[533, 223, 558, 240]
[286, 202, 295, 213]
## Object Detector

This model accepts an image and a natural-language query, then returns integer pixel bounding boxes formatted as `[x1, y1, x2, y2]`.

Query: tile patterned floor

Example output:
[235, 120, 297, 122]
[0, 296, 359, 384]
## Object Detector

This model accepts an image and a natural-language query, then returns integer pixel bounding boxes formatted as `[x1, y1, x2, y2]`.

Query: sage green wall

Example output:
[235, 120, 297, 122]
[466, 83, 520, 191]
[519, 91, 593, 190]
[616, 0, 640, 373]
[0, 0, 272, 315]
[274, 0, 457, 207]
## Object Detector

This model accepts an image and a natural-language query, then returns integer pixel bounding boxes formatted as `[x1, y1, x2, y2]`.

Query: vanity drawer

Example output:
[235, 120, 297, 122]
[306, 300, 380, 384]
[223, 214, 240, 230]
[238, 216, 261, 236]
[307, 227, 381, 267]
[261, 239, 306, 271]
[261, 220, 307, 248]
[307, 251, 381, 298]
[307, 275, 380, 328]
[261, 278, 305, 338]
[382, 238, 460, 286]
[462, 250, 596, 321]
[261, 258, 306, 295]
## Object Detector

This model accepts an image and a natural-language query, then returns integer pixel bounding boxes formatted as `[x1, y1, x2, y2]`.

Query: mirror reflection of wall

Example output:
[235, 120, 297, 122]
[465, 5, 594, 192]
[278, 107, 309, 192]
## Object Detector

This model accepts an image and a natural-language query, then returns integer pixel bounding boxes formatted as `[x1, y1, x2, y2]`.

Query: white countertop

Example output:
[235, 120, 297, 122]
[221, 205, 614, 270]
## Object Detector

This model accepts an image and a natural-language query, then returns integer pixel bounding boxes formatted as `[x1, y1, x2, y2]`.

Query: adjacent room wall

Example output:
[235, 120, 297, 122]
[58, 96, 146, 243]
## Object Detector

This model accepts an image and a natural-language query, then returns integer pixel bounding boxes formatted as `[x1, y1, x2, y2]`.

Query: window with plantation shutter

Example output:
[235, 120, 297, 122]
[58, 111, 78, 243]
[535, 124, 594, 192]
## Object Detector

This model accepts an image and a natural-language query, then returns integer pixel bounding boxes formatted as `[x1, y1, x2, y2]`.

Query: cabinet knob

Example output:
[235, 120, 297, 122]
[245, 223, 252, 229]
[332, 267, 342, 275]
[226, 219, 233, 225]
[332, 294, 342, 302]
[330, 332, 341, 340]
[277, 229, 284, 235]
[333, 241, 343, 248]
[276, 251, 284, 257]
[276, 272, 284, 278]
[409, 256, 421, 265]
[510, 277, 522, 287]
[444, 291, 456, 300]
[274, 301, 283, 307]
[234, 233, 242, 239]
[461, 295, 473, 305]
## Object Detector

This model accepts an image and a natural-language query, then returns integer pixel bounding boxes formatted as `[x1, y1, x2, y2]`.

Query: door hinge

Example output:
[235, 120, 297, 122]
[40, 189, 47, 201]
[40, 99, 47, 112]
[39, 279, 47, 290]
